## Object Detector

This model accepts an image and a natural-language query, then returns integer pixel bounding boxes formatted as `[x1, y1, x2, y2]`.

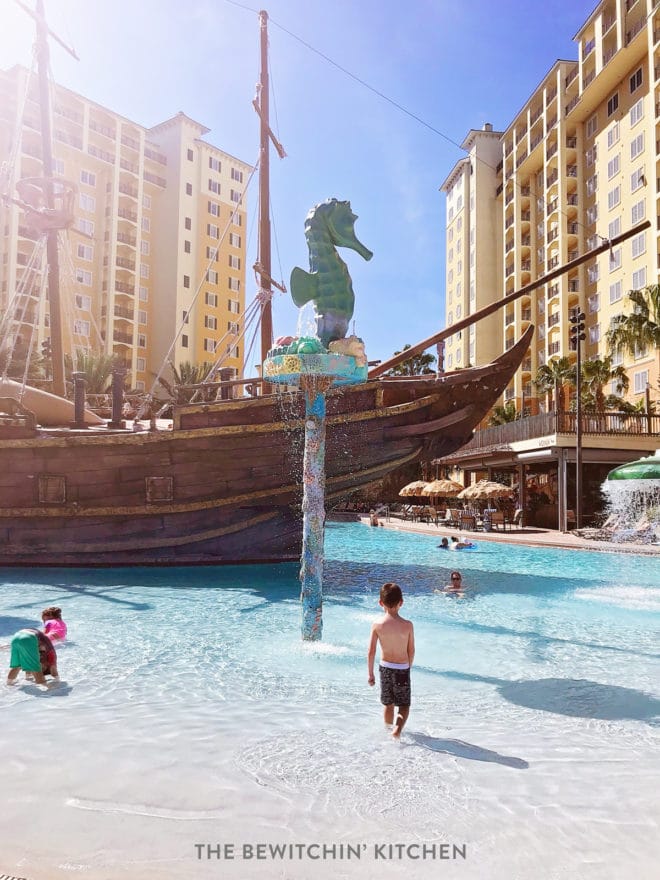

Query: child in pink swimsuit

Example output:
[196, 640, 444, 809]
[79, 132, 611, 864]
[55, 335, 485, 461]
[41, 606, 67, 641]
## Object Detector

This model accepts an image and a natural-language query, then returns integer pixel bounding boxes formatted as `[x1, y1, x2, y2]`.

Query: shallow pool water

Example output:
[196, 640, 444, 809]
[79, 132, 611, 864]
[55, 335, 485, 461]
[1, 523, 659, 880]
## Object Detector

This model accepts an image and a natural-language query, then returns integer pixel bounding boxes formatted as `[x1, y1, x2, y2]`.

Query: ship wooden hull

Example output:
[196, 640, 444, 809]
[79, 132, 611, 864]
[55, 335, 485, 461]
[0, 327, 533, 565]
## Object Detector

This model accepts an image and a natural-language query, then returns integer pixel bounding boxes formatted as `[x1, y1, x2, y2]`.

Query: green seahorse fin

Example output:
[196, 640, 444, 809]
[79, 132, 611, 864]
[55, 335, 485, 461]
[290, 266, 318, 308]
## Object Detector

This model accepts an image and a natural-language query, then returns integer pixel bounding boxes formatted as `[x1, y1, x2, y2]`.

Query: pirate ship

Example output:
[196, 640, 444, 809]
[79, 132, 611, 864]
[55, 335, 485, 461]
[0, 6, 536, 566]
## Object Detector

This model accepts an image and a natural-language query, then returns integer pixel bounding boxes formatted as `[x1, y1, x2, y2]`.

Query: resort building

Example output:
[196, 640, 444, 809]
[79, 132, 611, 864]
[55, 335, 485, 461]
[437, 0, 660, 528]
[0, 65, 251, 391]
[442, 0, 659, 410]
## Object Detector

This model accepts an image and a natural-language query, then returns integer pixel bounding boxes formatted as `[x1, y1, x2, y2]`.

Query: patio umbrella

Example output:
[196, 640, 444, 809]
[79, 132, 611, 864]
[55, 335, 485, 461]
[421, 478, 464, 498]
[458, 480, 513, 501]
[398, 480, 431, 497]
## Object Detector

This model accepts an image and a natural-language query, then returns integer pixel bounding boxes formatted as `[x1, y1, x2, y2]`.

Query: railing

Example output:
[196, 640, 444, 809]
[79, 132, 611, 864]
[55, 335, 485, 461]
[626, 17, 645, 44]
[460, 410, 660, 452]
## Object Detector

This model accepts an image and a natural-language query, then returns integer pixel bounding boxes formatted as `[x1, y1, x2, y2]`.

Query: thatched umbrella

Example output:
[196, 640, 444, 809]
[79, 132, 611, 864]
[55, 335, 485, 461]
[421, 479, 464, 498]
[458, 480, 512, 501]
[398, 480, 431, 497]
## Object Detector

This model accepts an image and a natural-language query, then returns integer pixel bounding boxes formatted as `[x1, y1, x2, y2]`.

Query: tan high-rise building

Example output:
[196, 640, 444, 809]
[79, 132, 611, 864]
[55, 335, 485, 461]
[0, 66, 251, 392]
[442, 0, 658, 411]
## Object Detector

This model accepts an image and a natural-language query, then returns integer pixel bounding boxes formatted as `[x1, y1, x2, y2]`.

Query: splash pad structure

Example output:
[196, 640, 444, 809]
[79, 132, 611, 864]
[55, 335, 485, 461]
[263, 341, 367, 639]
[601, 449, 660, 544]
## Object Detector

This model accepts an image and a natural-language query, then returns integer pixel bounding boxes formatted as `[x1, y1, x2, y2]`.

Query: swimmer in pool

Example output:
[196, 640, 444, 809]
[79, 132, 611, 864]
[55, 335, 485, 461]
[450, 536, 474, 550]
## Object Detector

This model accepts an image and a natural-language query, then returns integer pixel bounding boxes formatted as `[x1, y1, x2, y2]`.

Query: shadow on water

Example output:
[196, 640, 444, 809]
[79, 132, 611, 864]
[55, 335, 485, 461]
[408, 732, 528, 769]
[0, 615, 41, 637]
[440, 669, 660, 722]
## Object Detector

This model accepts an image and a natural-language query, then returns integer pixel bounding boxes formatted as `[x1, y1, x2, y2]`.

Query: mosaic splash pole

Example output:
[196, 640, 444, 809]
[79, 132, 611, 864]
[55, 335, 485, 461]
[263, 343, 367, 640]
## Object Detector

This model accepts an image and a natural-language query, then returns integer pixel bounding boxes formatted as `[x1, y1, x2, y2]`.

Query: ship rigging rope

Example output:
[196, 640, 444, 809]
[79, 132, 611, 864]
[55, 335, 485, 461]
[0, 52, 37, 201]
[222, 0, 623, 256]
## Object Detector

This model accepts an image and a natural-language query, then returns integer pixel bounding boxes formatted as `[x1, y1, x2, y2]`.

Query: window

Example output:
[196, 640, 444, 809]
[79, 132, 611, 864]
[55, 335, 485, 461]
[53, 157, 65, 175]
[589, 324, 600, 344]
[630, 167, 645, 192]
[140, 240, 150, 255]
[456, 304, 462, 318]
[634, 370, 649, 393]
[79, 193, 95, 212]
[76, 218, 94, 236]
[608, 218, 621, 239]
[73, 319, 90, 336]
[588, 263, 599, 283]
[227, 321, 239, 334]
[207, 269, 218, 284]
[226, 343, 239, 358]
[77, 243, 93, 261]
[228, 255, 241, 270]
[607, 186, 620, 210]
[609, 248, 621, 271]
[231, 167, 243, 182]
[587, 293, 599, 313]
[205, 292, 218, 307]
[630, 133, 644, 160]
[632, 267, 646, 288]
[140, 264, 150, 279]
[229, 232, 241, 247]
[630, 97, 644, 126]
[610, 282, 622, 306]
[75, 293, 91, 310]
[204, 337, 216, 353]
[631, 199, 645, 223]
[208, 201, 220, 216]
[208, 179, 220, 194]
[184, 216, 192, 230]
[183, 275, 190, 288]
[143, 194, 152, 210]
[230, 189, 241, 203]
[448, 249, 453, 263]
[209, 157, 221, 172]
[186, 183, 193, 196]
[607, 154, 620, 179]
[141, 217, 150, 233]
[631, 231, 646, 258]
[181, 334, 188, 348]
[232, 213, 242, 227]
[586, 114, 597, 138]
[138, 333, 146, 348]
[204, 315, 217, 330]
[206, 245, 217, 260]
[184, 240, 191, 254]
[606, 123, 619, 149]
[187, 148, 194, 161]
[139, 286, 148, 302]
[75, 268, 92, 286]
[606, 92, 618, 117]
[630, 67, 643, 93]
[228, 298, 240, 314]
[207, 223, 219, 239]
[586, 205, 598, 225]
[80, 169, 96, 186]
[585, 146, 596, 166]
[586, 174, 597, 196]
[228, 278, 240, 292]
[136, 357, 146, 372]
[138, 310, 148, 325]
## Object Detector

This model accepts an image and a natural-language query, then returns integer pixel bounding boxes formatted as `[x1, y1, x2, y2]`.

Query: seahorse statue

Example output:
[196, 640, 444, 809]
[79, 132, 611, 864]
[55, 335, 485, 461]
[290, 199, 372, 348]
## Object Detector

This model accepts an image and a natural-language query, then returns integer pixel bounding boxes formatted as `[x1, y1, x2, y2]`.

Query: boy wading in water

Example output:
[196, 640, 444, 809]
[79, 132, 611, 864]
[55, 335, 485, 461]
[367, 582, 415, 738]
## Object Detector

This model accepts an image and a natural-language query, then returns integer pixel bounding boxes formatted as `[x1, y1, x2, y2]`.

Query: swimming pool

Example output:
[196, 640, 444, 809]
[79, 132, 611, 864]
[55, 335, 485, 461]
[1, 523, 658, 880]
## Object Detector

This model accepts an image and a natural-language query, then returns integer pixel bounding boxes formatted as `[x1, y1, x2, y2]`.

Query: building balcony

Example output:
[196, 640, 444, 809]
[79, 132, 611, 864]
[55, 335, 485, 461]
[521, 309, 532, 322]
[548, 312, 561, 327]
[113, 330, 133, 345]
[565, 65, 578, 88]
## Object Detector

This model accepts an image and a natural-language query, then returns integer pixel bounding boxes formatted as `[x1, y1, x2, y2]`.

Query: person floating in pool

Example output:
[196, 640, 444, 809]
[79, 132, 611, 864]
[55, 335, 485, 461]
[437, 537, 450, 549]
[41, 606, 67, 642]
[367, 582, 415, 739]
[6, 628, 58, 686]
[435, 570, 465, 595]
[450, 536, 474, 550]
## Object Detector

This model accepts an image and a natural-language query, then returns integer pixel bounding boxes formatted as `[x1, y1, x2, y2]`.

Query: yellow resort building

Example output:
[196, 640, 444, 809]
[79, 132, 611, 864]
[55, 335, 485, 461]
[0, 65, 251, 392]
[438, 0, 660, 528]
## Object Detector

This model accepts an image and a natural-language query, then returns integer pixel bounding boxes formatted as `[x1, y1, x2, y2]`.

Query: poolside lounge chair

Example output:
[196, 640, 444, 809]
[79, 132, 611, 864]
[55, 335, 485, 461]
[490, 511, 509, 531]
[511, 508, 524, 528]
[459, 512, 477, 531]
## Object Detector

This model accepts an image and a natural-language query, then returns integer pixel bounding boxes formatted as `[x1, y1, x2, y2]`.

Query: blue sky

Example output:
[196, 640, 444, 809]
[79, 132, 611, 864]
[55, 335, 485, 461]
[1, 0, 597, 366]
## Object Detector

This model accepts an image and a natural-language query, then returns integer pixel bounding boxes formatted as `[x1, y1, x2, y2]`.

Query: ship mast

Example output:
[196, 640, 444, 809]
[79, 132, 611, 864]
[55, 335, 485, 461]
[17, 0, 78, 397]
[258, 10, 273, 385]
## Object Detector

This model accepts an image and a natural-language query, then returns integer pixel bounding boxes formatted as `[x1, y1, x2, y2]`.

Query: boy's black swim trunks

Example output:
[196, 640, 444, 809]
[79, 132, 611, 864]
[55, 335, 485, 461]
[379, 665, 411, 707]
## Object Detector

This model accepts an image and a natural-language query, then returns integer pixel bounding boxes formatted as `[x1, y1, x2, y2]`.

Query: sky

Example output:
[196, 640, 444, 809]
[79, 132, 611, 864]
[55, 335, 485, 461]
[0, 0, 599, 367]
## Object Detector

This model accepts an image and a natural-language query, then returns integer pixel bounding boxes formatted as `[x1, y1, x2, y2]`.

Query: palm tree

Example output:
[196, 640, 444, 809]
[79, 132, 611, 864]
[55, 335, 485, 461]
[386, 344, 436, 376]
[64, 351, 118, 395]
[158, 360, 215, 404]
[606, 284, 660, 365]
[533, 356, 575, 411]
[580, 356, 629, 414]
[488, 401, 518, 425]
